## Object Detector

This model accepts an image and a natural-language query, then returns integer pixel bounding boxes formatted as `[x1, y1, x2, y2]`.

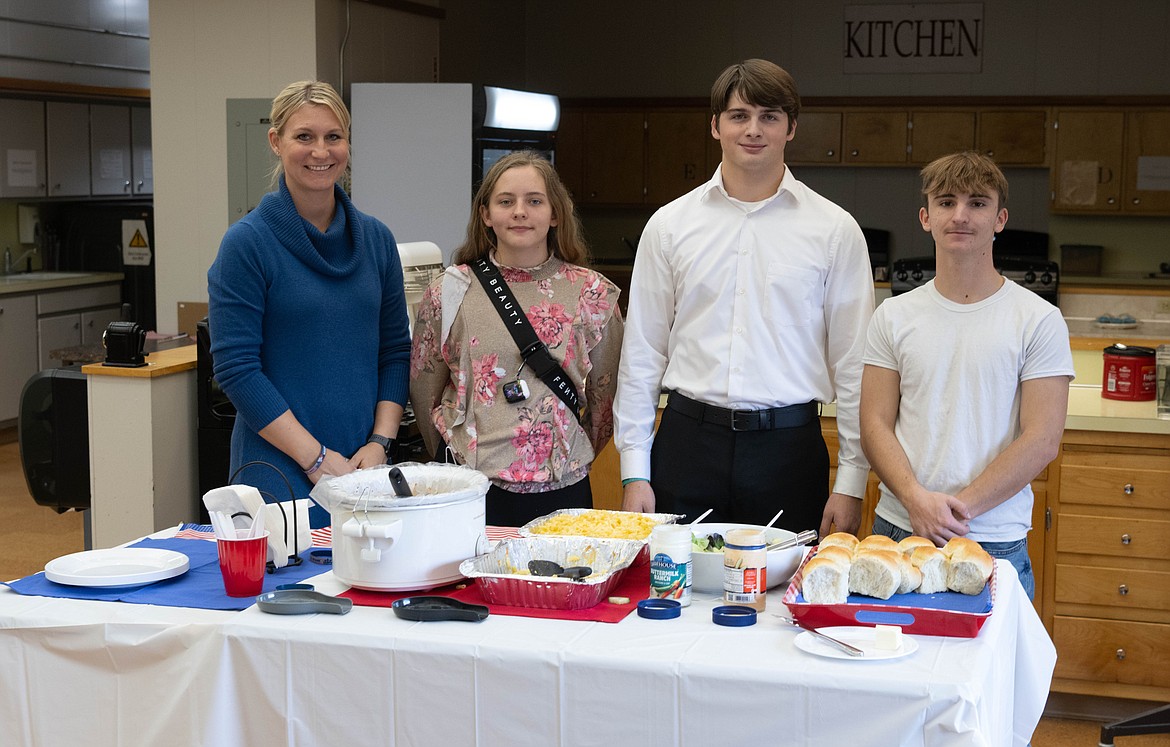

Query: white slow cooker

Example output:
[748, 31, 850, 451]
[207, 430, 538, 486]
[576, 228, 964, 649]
[310, 463, 490, 592]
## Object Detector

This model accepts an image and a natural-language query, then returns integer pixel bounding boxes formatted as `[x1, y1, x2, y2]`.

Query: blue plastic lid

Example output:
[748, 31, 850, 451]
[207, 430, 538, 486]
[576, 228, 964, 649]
[637, 598, 682, 619]
[712, 605, 758, 627]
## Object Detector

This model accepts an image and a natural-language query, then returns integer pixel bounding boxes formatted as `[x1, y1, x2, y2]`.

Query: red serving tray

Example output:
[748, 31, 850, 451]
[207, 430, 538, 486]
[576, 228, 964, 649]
[781, 549, 996, 638]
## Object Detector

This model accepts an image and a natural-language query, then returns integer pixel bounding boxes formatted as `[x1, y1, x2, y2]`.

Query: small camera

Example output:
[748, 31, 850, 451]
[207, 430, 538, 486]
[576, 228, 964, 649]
[502, 379, 529, 404]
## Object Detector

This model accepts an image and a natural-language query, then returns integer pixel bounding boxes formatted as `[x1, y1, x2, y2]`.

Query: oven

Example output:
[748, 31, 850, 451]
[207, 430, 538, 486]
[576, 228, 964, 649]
[891, 229, 1059, 304]
[891, 255, 1059, 304]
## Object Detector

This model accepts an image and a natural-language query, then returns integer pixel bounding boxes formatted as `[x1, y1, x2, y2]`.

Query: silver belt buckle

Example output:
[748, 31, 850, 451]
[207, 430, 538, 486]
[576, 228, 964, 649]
[731, 409, 756, 431]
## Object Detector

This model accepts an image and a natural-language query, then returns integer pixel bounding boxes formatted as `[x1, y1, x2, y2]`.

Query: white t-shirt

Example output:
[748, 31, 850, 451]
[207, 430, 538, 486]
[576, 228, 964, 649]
[864, 279, 1074, 542]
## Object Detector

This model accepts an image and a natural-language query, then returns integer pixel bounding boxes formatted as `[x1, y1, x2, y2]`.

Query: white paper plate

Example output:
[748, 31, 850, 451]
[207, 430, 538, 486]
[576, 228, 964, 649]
[793, 626, 919, 661]
[44, 548, 190, 588]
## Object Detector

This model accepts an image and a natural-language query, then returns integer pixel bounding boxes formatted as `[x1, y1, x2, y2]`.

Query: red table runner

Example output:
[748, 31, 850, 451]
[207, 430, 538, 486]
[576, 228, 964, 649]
[339, 563, 651, 623]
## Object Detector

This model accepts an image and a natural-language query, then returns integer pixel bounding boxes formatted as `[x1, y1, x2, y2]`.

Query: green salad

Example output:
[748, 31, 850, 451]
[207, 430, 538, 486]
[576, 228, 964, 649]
[691, 532, 725, 553]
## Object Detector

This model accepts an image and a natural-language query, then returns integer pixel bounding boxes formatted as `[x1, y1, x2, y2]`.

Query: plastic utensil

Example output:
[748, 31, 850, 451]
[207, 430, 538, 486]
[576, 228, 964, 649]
[688, 508, 714, 525]
[388, 466, 413, 497]
[256, 589, 353, 615]
[527, 559, 592, 580]
[391, 596, 489, 622]
[764, 508, 785, 528]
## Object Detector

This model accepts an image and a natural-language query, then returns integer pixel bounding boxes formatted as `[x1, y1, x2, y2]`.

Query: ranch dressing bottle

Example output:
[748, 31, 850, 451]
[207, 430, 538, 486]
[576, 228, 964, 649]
[723, 528, 767, 612]
[649, 524, 692, 606]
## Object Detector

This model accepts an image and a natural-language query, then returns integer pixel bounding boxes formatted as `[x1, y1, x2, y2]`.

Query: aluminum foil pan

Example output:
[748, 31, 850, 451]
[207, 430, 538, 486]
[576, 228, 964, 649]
[518, 509, 683, 566]
[459, 536, 644, 610]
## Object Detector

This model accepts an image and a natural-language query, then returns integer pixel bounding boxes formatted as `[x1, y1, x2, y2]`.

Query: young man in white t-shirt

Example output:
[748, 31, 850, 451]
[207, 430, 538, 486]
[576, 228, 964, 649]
[859, 151, 1074, 599]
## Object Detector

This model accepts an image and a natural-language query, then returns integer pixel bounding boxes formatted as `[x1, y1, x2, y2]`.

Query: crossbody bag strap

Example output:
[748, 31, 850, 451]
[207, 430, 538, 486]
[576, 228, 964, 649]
[469, 258, 583, 423]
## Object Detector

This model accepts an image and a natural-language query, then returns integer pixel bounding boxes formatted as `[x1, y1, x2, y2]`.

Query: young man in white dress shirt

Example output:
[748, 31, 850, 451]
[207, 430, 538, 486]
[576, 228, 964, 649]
[613, 59, 874, 538]
[860, 151, 1073, 599]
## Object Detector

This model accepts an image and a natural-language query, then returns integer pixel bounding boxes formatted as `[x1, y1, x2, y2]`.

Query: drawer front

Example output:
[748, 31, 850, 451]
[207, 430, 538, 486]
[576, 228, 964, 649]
[1054, 616, 1170, 688]
[1055, 563, 1170, 612]
[1059, 464, 1170, 510]
[1056, 513, 1170, 560]
[37, 284, 121, 315]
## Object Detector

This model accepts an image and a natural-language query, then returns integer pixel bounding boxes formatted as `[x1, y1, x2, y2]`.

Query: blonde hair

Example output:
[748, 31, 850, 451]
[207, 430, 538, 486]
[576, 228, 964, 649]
[920, 151, 1008, 210]
[452, 150, 589, 266]
[267, 80, 351, 189]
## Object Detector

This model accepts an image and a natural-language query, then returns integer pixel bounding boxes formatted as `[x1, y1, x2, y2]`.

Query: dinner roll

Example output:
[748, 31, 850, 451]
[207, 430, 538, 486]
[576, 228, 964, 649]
[819, 532, 859, 554]
[800, 556, 849, 604]
[848, 550, 902, 600]
[942, 538, 994, 595]
[856, 535, 901, 554]
[898, 535, 936, 557]
[814, 545, 854, 569]
[909, 546, 948, 594]
[895, 553, 923, 595]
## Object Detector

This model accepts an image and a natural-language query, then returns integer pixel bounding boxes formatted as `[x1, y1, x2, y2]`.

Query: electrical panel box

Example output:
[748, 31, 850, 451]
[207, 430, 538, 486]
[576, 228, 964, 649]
[226, 98, 278, 225]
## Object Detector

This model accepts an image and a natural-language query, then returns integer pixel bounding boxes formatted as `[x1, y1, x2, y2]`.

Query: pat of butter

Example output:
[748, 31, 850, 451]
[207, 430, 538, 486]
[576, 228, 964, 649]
[874, 624, 903, 651]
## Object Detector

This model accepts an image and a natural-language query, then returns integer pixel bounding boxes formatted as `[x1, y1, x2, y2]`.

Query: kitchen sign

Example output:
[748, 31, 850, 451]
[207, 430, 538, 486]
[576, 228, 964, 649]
[844, 3, 984, 74]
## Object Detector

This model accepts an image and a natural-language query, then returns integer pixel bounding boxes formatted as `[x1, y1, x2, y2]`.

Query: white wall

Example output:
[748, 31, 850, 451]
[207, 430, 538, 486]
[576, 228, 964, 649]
[148, 0, 319, 334]
[148, 0, 440, 334]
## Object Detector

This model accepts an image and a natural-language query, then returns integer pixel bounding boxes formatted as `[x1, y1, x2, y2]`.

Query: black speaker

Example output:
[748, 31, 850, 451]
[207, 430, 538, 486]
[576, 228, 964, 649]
[18, 367, 90, 513]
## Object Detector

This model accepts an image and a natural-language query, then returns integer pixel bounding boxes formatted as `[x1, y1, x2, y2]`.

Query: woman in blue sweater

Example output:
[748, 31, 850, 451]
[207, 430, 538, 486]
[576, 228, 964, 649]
[208, 80, 411, 526]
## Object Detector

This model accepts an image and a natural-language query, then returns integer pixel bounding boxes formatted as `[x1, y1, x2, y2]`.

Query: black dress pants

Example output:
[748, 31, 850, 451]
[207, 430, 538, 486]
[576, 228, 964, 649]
[649, 406, 829, 533]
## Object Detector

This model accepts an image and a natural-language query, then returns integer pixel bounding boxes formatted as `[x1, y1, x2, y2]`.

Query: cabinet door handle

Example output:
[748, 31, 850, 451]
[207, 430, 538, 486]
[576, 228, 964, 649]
[1118, 584, 1129, 595]
[985, 150, 994, 157]
[1123, 483, 1134, 495]
[1132, 197, 1141, 205]
[1107, 197, 1116, 205]
[1116, 649, 1126, 661]
[826, 149, 835, 157]
[850, 149, 860, 157]
[1121, 533, 1132, 545]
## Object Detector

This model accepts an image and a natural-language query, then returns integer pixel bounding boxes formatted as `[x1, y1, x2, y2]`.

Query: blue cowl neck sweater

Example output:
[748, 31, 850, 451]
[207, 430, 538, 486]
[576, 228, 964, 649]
[208, 177, 410, 523]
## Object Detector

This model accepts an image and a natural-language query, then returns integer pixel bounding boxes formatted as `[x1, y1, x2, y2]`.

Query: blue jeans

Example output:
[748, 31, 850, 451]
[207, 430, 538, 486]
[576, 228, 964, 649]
[871, 515, 1035, 601]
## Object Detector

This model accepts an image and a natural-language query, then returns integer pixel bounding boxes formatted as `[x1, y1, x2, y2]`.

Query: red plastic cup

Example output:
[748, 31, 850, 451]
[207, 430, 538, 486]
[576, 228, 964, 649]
[216, 529, 269, 597]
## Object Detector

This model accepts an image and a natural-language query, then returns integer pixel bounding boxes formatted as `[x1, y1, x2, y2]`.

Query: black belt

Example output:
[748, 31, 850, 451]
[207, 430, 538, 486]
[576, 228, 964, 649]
[666, 391, 818, 432]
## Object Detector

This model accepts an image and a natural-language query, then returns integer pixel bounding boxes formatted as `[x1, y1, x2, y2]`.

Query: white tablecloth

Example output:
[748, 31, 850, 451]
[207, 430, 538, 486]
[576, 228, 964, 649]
[0, 560, 1054, 747]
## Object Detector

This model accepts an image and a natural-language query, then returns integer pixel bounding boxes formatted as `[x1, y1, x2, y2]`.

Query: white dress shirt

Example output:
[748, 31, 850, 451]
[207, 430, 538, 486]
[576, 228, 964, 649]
[613, 164, 875, 497]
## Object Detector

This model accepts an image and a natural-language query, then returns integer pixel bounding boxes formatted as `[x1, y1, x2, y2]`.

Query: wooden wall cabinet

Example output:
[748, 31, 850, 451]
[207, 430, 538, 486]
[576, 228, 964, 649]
[909, 111, 975, 165]
[645, 111, 710, 205]
[1123, 110, 1170, 213]
[977, 110, 1049, 165]
[1051, 109, 1126, 212]
[787, 111, 843, 164]
[1045, 430, 1170, 702]
[558, 108, 715, 206]
[843, 111, 908, 164]
[1049, 108, 1170, 215]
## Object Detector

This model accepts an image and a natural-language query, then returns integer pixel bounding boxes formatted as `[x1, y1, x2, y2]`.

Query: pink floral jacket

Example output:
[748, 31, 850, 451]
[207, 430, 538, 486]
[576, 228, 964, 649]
[409, 254, 624, 493]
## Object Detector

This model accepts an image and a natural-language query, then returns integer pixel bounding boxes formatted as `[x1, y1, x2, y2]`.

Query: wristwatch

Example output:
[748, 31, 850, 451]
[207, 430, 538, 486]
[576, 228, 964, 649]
[366, 433, 395, 461]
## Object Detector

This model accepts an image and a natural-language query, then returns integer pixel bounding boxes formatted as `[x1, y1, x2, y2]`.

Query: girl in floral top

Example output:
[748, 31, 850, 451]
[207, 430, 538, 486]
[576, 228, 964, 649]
[409, 151, 624, 526]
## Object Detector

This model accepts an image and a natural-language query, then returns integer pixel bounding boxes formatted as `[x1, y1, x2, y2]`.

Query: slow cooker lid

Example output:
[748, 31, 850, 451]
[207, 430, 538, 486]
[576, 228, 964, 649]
[310, 463, 490, 512]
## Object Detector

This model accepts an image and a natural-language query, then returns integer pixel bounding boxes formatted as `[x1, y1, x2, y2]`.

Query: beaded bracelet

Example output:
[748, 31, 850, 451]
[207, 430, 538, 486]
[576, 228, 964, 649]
[304, 443, 326, 475]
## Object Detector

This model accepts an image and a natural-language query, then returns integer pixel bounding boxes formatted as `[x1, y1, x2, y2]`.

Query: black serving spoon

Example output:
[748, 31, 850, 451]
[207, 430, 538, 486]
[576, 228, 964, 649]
[388, 466, 413, 497]
[527, 559, 592, 581]
[391, 596, 489, 622]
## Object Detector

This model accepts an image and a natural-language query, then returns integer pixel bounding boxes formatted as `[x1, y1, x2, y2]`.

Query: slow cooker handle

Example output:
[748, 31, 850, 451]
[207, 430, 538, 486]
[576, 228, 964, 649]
[340, 517, 404, 563]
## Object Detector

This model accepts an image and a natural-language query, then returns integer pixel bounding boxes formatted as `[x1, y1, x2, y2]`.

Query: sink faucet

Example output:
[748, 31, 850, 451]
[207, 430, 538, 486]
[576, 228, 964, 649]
[3, 246, 38, 275]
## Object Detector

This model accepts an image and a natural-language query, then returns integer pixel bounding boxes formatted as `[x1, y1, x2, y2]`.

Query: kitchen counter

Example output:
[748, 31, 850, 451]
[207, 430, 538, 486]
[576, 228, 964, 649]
[1065, 320, 1170, 343]
[0, 271, 124, 296]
